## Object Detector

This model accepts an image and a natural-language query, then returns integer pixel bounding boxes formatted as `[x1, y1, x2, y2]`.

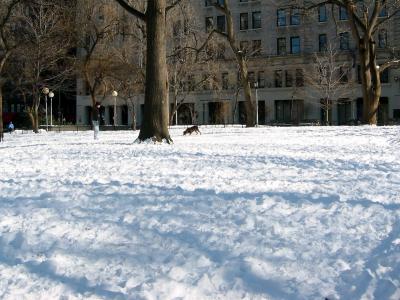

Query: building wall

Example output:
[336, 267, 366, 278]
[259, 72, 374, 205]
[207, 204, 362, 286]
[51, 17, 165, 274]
[76, 1, 400, 126]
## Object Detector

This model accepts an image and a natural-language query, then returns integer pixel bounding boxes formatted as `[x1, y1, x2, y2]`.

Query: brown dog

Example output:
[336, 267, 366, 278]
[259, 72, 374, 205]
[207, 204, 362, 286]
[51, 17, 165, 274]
[183, 125, 201, 135]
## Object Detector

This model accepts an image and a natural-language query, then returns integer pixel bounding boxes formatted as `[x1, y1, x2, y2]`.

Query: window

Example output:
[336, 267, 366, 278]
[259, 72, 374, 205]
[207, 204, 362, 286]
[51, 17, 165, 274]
[277, 38, 286, 55]
[319, 34, 327, 52]
[217, 15, 226, 32]
[290, 36, 300, 54]
[248, 71, 256, 86]
[222, 73, 229, 89]
[277, 9, 286, 26]
[258, 71, 265, 88]
[275, 70, 283, 87]
[290, 9, 300, 25]
[205, 17, 213, 32]
[186, 75, 195, 91]
[381, 68, 389, 83]
[357, 65, 362, 83]
[285, 70, 293, 87]
[339, 67, 349, 83]
[252, 40, 261, 56]
[217, 0, 225, 5]
[202, 74, 209, 90]
[252, 11, 262, 29]
[205, 0, 213, 6]
[216, 43, 225, 59]
[319, 4, 327, 22]
[339, 6, 348, 20]
[240, 13, 249, 30]
[296, 69, 304, 87]
[378, 29, 387, 48]
[379, 5, 388, 17]
[340, 32, 349, 50]
[240, 40, 249, 54]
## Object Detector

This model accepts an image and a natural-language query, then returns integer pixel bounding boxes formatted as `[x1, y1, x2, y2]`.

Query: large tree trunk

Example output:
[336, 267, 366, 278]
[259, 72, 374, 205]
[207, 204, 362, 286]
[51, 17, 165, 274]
[358, 38, 380, 125]
[138, 0, 172, 143]
[28, 107, 39, 133]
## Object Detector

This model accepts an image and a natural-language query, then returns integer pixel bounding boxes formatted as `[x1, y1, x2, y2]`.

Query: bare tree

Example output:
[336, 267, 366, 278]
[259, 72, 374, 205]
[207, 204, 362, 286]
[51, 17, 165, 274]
[300, 0, 400, 124]
[166, 1, 216, 126]
[0, 0, 20, 141]
[301, 42, 355, 124]
[207, 0, 256, 127]
[114, 0, 180, 143]
[75, 0, 122, 124]
[11, 0, 74, 132]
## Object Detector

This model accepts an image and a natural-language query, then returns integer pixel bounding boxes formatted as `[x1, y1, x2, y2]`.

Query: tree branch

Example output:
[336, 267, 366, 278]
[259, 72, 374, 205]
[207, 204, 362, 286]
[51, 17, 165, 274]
[114, 0, 146, 22]
[380, 59, 400, 72]
[166, 0, 184, 12]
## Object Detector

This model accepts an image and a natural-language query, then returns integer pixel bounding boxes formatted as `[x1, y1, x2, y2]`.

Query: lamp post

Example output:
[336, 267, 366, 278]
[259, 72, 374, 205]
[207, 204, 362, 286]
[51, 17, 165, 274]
[112, 90, 118, 126]
[49, 91, 54, 127]
[254, 82, 259, 126]
[42, 87, 49, 131]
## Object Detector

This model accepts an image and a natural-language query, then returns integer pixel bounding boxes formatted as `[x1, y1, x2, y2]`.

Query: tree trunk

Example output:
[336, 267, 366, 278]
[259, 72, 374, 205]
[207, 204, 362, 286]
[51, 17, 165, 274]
[169, 89, 178, 125]
[325, 98, 329, 125]
[239, 59, 255, 127]
[28, 108, 39, 133]
[358, 38, 380, 125]
[0, 55, 10, 142]
[137, 0, 172, 143]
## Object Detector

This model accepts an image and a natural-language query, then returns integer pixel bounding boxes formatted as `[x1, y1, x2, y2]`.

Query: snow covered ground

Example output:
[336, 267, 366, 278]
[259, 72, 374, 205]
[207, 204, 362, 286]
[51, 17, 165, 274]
[0, 126, 399, 300]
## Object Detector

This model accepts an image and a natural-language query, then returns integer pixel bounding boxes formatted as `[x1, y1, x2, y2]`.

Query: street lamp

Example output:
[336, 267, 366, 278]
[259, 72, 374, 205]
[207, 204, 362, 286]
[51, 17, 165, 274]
[112, 90, 118, 126]
[254, 82, 259, 126]
[49, 91, 54, 127]
[42, 87, 49, 131]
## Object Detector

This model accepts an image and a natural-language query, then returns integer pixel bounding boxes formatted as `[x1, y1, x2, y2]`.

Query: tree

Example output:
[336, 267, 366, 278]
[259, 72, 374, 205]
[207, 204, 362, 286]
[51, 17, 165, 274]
[0, 0, 20, 142]
[114, 0, 175, 143]
[11, 0, 74, 132]
[302, 42, 355, 125]
[302, 0, 400, 124]
[208, 0, 256, 127]
[76, 0, 121, 124]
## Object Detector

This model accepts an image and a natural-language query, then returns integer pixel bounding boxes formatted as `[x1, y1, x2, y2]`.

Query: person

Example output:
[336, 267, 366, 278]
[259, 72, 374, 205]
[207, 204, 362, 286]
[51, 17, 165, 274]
[8, 121, 14, 133]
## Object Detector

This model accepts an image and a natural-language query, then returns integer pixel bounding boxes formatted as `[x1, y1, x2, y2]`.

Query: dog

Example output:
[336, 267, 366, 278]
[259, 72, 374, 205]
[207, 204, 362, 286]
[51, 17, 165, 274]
[183, 125, 201, 136]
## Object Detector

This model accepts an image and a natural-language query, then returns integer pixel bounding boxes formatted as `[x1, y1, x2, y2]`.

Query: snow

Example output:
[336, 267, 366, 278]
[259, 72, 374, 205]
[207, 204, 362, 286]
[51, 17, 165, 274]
[0, 126, 399, 300]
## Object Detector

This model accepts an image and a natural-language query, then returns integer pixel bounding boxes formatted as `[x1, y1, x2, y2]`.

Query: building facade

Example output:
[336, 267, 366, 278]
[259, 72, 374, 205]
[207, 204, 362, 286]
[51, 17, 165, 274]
[76, 1, 400, 126]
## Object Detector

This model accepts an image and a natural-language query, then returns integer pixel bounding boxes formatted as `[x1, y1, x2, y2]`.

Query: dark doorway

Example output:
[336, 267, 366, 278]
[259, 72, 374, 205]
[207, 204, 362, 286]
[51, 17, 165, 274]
[275, 100, 304, 124]
[121, 105, 128, 125]
[337, 101, 352, 125]
[178, 103, 194, 125]
[238, 102, 247, 124]
[108, 106, 114, 125]
[258, 101, 266, 125]
[209, 102, 229, 124]
[99, 106, 105, 125]
[378, 97, 389, 125]
[356, 98, 363, 122]
[85, 106, 92, 125]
